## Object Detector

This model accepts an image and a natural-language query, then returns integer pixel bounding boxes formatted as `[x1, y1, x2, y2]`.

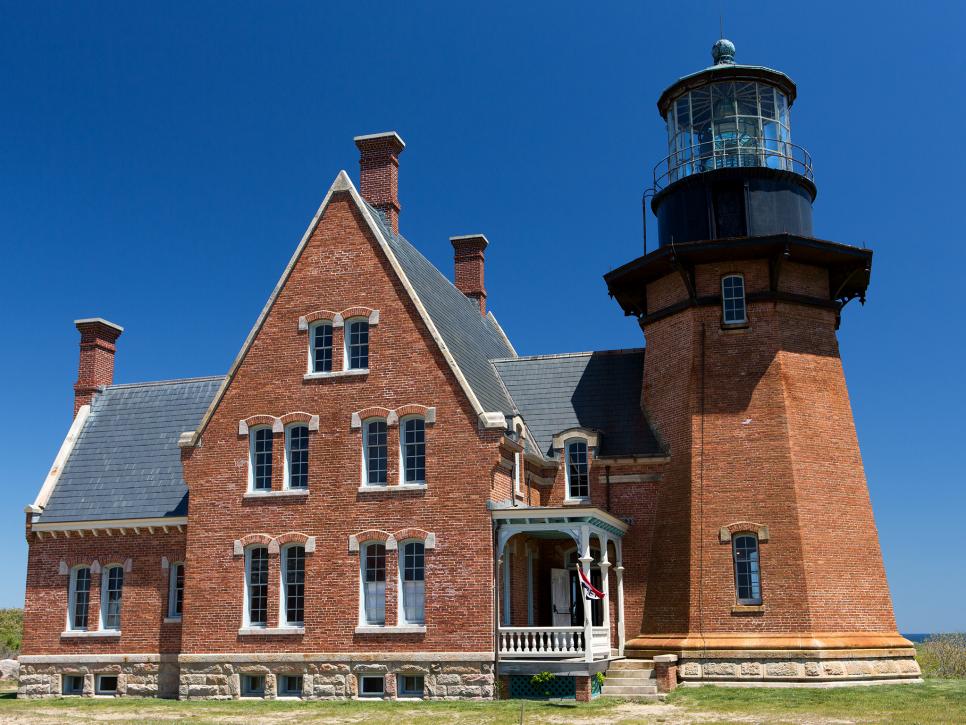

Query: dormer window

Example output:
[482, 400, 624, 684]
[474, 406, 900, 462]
[722, 273, 747, 324]
[310, 321, 333, 373]
[565, 439, 590, 501]
[249, 427, 273, 491]
[346, 319, 369, 370]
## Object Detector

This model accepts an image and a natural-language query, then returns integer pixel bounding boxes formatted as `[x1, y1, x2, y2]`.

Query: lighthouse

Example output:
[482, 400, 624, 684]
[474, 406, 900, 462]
[605, 39, 920, 686]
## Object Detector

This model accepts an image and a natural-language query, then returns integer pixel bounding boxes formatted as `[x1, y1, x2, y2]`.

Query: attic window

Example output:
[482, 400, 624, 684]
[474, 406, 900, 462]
[346, 319, 369, 370]
[565, 440, 590, 501]
[310, 321, 333, 373]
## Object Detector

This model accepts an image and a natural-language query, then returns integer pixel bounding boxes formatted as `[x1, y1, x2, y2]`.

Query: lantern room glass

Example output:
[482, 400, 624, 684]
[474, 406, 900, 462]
[664, 81, 793, 184]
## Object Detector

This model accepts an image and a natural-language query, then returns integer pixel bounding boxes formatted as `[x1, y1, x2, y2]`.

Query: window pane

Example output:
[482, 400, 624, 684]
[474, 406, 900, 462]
[312, 323, 333, 373]
[253, 428, 273, 490]
[403, 418, 426, 483]
[402, 542, 425, 624]
[567, 441, 589, 499]
[365, 420, 387, 485]
[71, 567, 91, 630]
[733, 535, 762, 604]
[722, 275, 746, 323]
[248, 547, 269, 625]
[348, 320, 369, 369]
[285, 546, 305, 625]
[103, 566, 123, 630]
[364, 544, 386, 625]
[287, 425, 309, 488]
[170, 563, 184, 617]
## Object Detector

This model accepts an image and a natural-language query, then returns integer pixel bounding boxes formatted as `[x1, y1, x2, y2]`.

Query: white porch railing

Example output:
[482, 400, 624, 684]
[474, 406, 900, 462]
[591, 626, 610, 656]
[498, 627, 586, 658]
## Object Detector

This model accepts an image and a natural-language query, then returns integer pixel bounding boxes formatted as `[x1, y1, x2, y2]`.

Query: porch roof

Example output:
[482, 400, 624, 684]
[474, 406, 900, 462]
[490, 504, 629, 539]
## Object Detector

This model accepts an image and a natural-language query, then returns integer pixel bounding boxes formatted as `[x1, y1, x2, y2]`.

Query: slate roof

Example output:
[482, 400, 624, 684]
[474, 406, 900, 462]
[37, 376, 224, 524]
[491, 350, 665, 460]
[366, 205, 516, 414]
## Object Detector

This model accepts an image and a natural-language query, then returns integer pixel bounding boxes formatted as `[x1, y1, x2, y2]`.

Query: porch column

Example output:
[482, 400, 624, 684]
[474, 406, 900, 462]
[598, 533, 611, 657]
[615, 538, 625, 657]
[579, 525, 594, 662]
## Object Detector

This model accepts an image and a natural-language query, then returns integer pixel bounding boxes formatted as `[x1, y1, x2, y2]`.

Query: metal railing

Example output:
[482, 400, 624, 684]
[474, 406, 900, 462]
[653, 140, 813, 190]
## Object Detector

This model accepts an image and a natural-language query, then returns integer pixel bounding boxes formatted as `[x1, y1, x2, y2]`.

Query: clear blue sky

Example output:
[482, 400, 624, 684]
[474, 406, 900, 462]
[1, 2, 962, 632]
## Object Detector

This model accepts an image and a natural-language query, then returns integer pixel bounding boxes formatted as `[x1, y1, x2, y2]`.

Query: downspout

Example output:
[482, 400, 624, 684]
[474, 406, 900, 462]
[492, 520, 501, 677]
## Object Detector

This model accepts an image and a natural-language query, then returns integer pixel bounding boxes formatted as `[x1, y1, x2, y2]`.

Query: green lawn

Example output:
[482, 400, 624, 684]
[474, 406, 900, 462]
[0, 680, 962, 724]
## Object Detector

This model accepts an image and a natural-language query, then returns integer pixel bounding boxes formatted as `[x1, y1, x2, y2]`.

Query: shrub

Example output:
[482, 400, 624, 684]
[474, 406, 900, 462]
[918, 633, 966, 678]
[594, 671, 606, 688]
[0, 609, 23, 659]
[529, 671, 556, 697]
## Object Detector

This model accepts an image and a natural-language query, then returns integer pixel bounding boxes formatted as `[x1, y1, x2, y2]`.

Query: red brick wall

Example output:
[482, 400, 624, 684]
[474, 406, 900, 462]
[21, 531, 185, 656]
[180, 193, 502, 654]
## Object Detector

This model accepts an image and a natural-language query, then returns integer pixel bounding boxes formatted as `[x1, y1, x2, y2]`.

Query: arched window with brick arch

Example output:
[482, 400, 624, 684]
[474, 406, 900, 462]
[362, 418, 388, 487]
[310, 320, 333, 373]
[249, 426, 273, 491]
[400, 416, 426, 484]
[67, 565, 91, 631]
[281, 544, 305, 627]
[345, 318, 370, 370]
[100, 564, 124, 631]
[285, 424, 309, 490]
[245, 546, 269, 627]
[399, 540, 425, 625]
[360, 542, 386, 625]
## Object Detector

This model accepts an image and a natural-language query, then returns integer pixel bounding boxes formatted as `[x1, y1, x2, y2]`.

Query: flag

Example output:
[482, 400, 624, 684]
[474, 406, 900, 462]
[577, 567, 604, 600]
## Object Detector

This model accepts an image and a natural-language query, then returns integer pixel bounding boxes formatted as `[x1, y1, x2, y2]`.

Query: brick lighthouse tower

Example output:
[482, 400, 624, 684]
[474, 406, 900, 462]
[605, 39, 920, 685]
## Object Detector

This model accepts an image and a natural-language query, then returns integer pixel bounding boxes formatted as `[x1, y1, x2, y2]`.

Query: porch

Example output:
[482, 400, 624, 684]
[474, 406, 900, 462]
[492, 505, 629, 670]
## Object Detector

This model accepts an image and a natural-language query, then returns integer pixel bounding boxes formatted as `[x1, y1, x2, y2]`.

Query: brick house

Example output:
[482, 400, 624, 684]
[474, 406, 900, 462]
[19, 41, 920, 701]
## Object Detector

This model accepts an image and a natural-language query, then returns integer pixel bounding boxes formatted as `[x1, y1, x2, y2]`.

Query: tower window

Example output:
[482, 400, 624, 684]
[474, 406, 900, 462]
[732, 534, 762, 605]
[721, 274, 747, 324]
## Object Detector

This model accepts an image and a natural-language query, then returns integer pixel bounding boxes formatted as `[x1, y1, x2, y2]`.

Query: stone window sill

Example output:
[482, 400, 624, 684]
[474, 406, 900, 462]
[243, 489, 309, 500]
[303, 369, 369, 381]
[732, 604, 765, 615]
[163, 617, 182, 624]
[357, 484, 427, 494]
[354, 625, 426, 635]
[61, 630, 120, 638]
[238, 626, 305, 636]
[720, 323, 750, 334]
[563, 498, 591, 506]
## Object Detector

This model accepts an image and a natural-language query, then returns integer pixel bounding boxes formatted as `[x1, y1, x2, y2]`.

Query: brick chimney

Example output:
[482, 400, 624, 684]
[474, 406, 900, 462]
[354, 132, 406, 234]
[73, 318, 123, 415]
[450, 234, 489, 315]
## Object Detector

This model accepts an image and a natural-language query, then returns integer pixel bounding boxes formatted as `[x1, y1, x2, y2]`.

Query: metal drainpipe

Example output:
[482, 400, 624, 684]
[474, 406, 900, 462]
[492, 521, 500, 680]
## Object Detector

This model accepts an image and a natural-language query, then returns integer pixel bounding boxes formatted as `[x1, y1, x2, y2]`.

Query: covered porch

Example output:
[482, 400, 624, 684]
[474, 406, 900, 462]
[492, 506, 629, 665]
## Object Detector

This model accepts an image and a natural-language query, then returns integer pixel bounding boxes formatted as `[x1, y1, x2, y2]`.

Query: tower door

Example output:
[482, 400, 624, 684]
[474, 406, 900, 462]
[712, 181, 747, 238]
[550, 568, 571, 627]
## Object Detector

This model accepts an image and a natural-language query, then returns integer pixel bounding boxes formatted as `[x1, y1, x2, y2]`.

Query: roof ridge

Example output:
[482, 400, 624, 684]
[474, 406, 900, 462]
[107, 375, 226, 389]
[491, 348, 644, 363]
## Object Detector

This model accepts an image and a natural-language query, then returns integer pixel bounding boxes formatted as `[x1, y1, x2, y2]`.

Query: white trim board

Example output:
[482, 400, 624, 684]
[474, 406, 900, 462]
[27, 404, 91, 514]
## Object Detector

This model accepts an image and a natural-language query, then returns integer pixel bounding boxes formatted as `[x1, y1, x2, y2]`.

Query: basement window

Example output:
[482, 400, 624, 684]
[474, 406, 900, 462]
[241, 674, 265, 698]
[398, 675, 424, 698]
[359, 675, 385, 698]
[62, 674, 84, 696]
[95, 674, 118, 696]
[279, 674, 303, 698]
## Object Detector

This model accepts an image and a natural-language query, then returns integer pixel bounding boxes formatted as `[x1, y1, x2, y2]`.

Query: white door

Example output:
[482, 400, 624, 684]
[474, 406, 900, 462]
[551, 568, 571, 626]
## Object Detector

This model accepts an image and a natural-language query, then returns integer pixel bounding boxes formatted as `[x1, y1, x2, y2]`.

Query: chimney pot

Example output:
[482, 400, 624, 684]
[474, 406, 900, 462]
[450, 234, 489, 315]
[354, 131, 406, 234]
[73, 318, 123, 415]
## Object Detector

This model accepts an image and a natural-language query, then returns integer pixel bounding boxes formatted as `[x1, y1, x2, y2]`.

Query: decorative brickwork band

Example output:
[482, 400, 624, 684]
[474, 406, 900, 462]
[719, 522, 770, 543]
[348, 530, 396, 553]
[392, 528, 437, 549]
[233, 532, 316, 555]
[352, 405, 436, 429]
[239, 413, 319, 436]
[298, 310, 339, 331]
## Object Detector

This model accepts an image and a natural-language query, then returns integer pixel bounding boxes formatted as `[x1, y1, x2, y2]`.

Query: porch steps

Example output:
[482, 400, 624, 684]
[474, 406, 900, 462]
[601, 659, 661, 698]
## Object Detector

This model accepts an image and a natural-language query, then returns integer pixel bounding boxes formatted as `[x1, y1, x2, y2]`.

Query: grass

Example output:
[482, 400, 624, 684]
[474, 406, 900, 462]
[0, 680, 962, 723]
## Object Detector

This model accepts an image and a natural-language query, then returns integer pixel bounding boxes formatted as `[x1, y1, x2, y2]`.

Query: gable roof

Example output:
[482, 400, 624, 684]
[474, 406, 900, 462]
[491, 350, 665, 460]
[187, 171, 516, 446]
[36, 377, 223, 524]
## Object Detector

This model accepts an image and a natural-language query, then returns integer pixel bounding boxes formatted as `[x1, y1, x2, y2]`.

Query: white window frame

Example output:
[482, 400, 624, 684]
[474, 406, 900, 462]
[721, 273, 748, 325]
[397, 539, 426, 626]
[95, 674, 118, 696]
[248, 425, 274, 492]
[399, 415, 426, 485]
[359, 674, 385, 698]
[501, 550, 511, 626]
[564, 438, 591, 502]
[344, 317, 370, 371]
[513, 451, 523, 497]
[67, 565, 92, 632]
[167, 561, 184, 620]
[359, 541, 387, 626]
[284, 423, 310, 490]
[99, 563, 124, 632]
[244, 545, 270, 628]
[280, 544, 305, 628]
[732, 533, 763, 605]
[361, 418, 388, 488]
[308, 319, 334, 373]
[526, 547, 535, 626]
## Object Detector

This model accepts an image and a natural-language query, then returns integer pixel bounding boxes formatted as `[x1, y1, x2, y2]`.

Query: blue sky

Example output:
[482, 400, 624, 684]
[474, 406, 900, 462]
[1, 2, 962, 632]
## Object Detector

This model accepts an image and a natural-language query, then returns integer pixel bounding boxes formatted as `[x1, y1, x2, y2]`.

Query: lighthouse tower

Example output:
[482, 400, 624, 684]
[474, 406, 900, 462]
[605, 40, 920, 685]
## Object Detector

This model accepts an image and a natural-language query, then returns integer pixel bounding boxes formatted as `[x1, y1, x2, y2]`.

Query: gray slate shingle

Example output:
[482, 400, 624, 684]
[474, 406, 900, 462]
[491, 350, 664, 459]
[38, 376, 224, 523]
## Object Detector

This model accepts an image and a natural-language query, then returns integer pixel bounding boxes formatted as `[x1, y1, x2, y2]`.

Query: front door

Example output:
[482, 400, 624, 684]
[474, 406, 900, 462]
[550, 568, 571, 626]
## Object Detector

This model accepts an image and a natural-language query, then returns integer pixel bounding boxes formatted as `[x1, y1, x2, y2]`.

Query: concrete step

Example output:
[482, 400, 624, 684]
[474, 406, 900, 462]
[600, 684, 660, 696]
[603, 674, 656, 685]
[607, 659, 654, 670]
[600, 691, 665, 700]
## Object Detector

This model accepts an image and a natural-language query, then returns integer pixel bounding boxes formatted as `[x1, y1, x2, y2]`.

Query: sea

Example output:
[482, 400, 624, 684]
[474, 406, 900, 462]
[902, 633, 932, 643]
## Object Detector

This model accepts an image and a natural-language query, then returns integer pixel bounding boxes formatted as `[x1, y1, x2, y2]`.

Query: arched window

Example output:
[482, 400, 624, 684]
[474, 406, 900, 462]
[100, 565, 124, 631]
[401, 417, 426, 484]
[245, 546, 269, 627]
[285, 424, 309, 489]
[361, 542, 386, 625]
[732, 534, 762, 605]
[345, 319, 370, 370]
[310, 321, 333, 373]
[281, 545, 305, 627]
[565, 440, 590, 501]
[168, 562, 184, 619]
[400, 541, 425, 625]
[250, 427, 273, 491]
[67, 566, 91, 631]
[722, 274, 747, 324]
[362, 419, 388, 487]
